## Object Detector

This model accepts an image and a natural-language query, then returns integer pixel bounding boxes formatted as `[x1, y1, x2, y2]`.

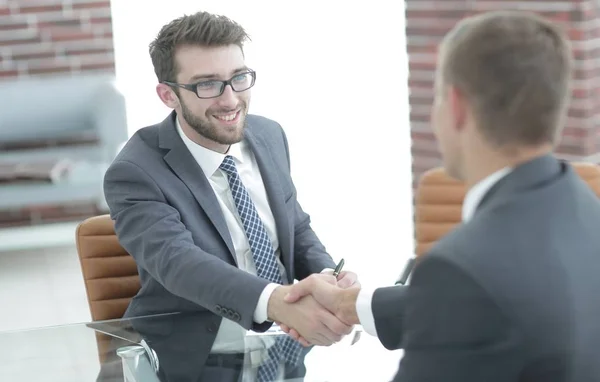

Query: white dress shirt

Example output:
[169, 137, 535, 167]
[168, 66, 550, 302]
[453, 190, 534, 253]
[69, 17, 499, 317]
[355, 167, 511, 337]
[176, 119, 284, 352]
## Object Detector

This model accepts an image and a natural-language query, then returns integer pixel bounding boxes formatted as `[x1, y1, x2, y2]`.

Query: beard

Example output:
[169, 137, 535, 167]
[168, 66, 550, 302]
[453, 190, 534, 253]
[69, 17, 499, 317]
[179, 98, 248, 145]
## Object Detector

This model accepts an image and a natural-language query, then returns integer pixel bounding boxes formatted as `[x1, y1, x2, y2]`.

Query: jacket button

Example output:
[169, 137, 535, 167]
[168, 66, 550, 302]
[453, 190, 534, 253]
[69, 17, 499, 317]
[215, 305, 222, 314]
[233, 313, 241, 322]
[207, 322, 218, 333]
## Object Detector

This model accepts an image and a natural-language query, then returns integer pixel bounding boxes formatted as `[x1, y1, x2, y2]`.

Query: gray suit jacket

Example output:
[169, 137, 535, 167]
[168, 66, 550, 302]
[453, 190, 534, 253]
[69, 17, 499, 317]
[103, 111, 334, 380]
[373, 155, 600, 382]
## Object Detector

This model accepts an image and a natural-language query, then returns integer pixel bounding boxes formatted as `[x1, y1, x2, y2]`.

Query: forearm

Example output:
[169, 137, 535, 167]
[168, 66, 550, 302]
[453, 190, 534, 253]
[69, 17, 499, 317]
[119, 210, 269, 328]
[395, 255, 517, 381]
[372, 285, 408, 350]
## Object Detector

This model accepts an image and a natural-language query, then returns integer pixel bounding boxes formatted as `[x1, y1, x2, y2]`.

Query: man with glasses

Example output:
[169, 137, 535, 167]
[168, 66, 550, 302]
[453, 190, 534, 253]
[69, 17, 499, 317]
[103, 10, 358, 382]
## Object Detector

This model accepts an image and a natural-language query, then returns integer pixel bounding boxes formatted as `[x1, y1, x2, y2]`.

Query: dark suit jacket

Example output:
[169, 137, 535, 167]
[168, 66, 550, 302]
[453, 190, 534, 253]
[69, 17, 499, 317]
[372, 155, 600, 382]
[102, 111, 335, 380]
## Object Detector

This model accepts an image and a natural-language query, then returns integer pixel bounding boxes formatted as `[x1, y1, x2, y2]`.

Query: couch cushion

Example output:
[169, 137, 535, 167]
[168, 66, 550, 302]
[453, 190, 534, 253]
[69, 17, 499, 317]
[0, 74, 115, 142]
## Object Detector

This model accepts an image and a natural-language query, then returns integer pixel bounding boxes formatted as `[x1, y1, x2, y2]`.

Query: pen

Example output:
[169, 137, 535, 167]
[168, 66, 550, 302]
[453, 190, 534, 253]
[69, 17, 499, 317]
[332, 258, 345, 278]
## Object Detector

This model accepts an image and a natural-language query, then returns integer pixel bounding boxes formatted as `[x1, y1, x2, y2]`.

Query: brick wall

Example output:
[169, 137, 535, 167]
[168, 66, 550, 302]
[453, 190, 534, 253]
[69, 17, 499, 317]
[407, 1, 600, 186]
[0, 0, 114, 79]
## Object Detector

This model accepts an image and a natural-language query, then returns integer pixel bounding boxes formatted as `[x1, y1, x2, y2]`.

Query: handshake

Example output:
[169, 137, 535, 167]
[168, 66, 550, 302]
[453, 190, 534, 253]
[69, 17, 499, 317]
[266, 269, 361, 347]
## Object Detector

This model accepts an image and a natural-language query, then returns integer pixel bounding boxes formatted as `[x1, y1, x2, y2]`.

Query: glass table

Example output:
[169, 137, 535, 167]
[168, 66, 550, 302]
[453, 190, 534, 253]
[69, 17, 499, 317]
[0, 311, 402, 381]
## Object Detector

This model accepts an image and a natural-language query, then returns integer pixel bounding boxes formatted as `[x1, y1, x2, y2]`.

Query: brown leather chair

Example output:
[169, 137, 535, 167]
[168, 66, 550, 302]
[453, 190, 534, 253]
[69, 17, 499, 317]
[75, 214, 140, 321]
[414, 162, 600, 257]
[75, 214, 140, 363]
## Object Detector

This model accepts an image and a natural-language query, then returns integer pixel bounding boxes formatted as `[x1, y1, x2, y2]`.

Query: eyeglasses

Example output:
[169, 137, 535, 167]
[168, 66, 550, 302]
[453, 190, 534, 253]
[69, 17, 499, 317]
[162, 70, 256, 99]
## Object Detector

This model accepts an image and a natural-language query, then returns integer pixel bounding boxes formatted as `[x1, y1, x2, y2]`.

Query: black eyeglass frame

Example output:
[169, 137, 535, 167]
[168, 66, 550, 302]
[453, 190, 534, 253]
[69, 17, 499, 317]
[162, 70, 256, 99]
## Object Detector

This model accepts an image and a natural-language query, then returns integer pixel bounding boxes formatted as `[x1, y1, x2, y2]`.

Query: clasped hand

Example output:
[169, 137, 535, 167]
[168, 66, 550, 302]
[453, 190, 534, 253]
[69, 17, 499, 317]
[267, 270, 360, 347]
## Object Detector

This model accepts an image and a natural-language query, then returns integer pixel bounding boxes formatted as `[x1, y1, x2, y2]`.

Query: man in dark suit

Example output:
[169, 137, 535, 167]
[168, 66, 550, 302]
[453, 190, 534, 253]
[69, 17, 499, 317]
[103, 11, 357, 382]
[282, 10, 600, 381]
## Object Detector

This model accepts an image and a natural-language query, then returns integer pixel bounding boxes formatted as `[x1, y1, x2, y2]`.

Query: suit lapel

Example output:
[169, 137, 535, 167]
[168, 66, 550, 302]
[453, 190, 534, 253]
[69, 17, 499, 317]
[244, 129, 293, 283]
[158, 112, 237, 264]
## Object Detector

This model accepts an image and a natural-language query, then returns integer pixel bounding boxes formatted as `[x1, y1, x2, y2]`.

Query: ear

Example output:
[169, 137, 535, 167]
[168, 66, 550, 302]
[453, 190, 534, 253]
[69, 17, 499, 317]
[156, 83, 179, 109]
[448, 85, 467, 131]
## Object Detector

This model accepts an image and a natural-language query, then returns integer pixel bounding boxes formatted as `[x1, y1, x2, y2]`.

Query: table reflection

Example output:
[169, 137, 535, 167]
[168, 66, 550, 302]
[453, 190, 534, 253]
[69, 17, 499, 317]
[0, 311, 370, 382]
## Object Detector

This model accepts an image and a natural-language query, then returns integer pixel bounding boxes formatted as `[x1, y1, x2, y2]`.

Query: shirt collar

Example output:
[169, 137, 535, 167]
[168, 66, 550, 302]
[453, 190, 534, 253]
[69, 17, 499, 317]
[462, 167, 512, 222]
[176, 116, 245, 178]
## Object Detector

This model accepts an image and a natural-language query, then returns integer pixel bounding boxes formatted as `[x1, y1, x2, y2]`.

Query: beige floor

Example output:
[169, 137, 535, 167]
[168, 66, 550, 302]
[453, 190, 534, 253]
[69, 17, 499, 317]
[0, 240, 101, 381]
[0, 245, 91, 332]
[0, 226, 402, 381]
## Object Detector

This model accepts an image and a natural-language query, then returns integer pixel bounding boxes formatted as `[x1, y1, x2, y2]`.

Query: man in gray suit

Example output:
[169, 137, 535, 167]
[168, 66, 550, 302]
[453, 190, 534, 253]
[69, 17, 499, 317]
[282, 10, 600, 381]
[103, 11, 357, 382]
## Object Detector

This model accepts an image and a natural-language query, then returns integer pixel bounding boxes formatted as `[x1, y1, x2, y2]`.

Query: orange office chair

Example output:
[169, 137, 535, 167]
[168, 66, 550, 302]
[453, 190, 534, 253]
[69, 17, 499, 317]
[414, 162, 600, 257]
[75, 214, 140, 361]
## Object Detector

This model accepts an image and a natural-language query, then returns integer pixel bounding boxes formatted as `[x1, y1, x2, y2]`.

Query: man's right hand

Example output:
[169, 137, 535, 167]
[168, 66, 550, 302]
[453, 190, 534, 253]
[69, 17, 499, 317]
[267, 278, 353, 347]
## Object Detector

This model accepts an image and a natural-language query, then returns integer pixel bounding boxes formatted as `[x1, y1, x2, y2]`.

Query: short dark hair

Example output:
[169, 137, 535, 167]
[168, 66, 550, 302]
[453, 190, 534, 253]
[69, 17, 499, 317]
[149, 11, 250, 83]
[440, 10, 573, 147]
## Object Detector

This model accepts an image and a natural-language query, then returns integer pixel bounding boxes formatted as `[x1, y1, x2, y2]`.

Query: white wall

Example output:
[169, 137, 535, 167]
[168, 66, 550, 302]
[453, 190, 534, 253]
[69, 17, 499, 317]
[110, 0, 413, 288]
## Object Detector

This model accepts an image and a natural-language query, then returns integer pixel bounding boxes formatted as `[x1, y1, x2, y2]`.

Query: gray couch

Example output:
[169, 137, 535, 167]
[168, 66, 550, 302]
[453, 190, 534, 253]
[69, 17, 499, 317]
[0, 74, 128, 212]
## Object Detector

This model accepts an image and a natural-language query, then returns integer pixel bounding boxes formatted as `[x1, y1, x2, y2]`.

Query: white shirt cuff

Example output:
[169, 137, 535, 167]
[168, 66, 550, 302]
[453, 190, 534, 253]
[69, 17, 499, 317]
[321, 268, 334, 274]
[356, 287, 378, 337]
[253, 283, 280, 323]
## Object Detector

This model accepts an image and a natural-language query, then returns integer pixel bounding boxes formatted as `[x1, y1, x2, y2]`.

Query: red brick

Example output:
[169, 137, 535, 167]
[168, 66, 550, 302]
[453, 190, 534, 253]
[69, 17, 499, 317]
[0, 21, 28, 31]
[72, 1, 111, 10]
[407, 45, 437, 55]
[49, 30, 96, 42]
[65, 47, 112, 55]
[567, 107, 590, 119]
[412, 129, 436, 140]
[12, 50, 56, 60]
[90, 16, 112, 24]
[0, 35, 41, 46]
[38, 19, 82, 28]
[0, 201, 105, 228]
[408, 78, 434, 90]
[556, 139, 595, 157]
[80, 61, 115, 71]
[27, 64, 72, 75]
[405, 10, 466, 19]
[408, 60, 436, 73]
[572, 87, 591, 99]
[562, 126, 591, 139]
[17, 5, 63, 13]
[0, 69, 18, 78]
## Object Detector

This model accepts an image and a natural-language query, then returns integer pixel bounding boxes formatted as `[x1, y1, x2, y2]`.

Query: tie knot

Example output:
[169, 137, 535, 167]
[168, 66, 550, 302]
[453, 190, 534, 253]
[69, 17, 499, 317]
[219, 155, 237, 176]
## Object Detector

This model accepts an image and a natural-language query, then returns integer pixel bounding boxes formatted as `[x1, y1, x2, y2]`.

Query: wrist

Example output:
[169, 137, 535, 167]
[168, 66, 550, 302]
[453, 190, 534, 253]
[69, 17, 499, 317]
[267, 285, 290, 322]
[339, 287, 361, 325]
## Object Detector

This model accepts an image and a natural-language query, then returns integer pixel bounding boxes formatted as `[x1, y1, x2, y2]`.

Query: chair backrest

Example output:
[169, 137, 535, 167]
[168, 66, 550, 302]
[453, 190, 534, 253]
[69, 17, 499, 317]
[75, 214, 140, 321]
[414, 162, 600, 257]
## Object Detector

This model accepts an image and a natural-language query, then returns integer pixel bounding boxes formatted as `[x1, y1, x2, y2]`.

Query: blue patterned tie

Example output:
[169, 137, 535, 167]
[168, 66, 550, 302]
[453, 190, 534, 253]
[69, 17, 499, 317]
[220, 155, 302, 381]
